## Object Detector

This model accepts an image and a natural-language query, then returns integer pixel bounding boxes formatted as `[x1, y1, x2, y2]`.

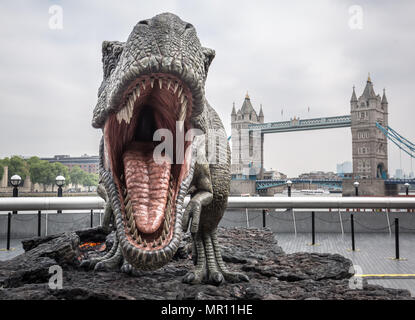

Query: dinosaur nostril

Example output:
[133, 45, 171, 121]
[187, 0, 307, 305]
[185, 23, 193, 30]
[138, 20, 149, 25]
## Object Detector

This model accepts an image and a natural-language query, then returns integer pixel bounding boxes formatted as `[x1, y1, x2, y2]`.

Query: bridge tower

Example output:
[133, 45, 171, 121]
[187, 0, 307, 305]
[231, 93, 264, 182]
[345, 75, 393, 195]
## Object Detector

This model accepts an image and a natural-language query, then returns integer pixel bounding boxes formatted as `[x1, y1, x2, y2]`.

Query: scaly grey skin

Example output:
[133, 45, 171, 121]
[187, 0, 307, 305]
[83, 13, 248, 285]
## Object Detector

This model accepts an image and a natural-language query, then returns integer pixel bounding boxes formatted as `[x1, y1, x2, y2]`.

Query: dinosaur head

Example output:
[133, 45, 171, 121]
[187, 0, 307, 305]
[92, 13, 214, 270]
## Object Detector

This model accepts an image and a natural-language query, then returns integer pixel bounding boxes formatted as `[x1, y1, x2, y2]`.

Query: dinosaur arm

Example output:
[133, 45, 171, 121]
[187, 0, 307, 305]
[182, 158, 213, 233]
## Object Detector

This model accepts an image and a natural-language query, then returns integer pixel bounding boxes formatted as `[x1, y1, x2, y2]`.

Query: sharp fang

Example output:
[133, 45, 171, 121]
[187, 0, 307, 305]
[124, 194, 130, 204]
[122, 108, 127, 123]
[152, 240, 157, 248]
[142, 80, 146, 90]
[158, 237, 163, 246]
[164, 219, 169, 230]
[129, 212, 135, 226]
[158, 78, 163, 89]
[178, 100, 187, 122]
[150, 78, 154, 88]
[137, 234, 142, 243]
[180, 94, 185, 104]
[167, 79, 171, 90]
[178, 86, 183, 97]
[143, 240, 147, 247]
[130, 221, 136, 233]
[133, 229, 138, 240]
[126, 200, 132, 212]
[174, 82, 179, 94]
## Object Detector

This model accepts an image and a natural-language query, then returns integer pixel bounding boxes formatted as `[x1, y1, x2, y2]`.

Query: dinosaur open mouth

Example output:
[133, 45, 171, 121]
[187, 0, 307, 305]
[104, 74, 192, 256]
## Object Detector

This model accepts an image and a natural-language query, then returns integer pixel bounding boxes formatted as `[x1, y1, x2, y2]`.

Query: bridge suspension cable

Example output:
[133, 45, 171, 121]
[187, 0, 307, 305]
[376, 122, 415, 159]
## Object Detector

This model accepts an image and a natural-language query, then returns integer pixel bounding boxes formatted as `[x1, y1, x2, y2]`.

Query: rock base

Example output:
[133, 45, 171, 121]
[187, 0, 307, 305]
[0, 227, 412, 300]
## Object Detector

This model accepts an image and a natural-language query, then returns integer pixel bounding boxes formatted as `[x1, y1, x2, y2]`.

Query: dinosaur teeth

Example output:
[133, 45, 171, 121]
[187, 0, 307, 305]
[142, 80, 146, 90]
[158, 78, 163, 89]
[167, 79, 171, 90]
[125, 200, 132, 213]
[174, 82, 179, 94]
[150, 78, 154, 88]
[178, 98, 187, 123]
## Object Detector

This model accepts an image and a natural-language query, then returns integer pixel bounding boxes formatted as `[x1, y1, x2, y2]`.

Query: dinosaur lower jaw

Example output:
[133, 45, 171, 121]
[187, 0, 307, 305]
[103, 73, 195, 269]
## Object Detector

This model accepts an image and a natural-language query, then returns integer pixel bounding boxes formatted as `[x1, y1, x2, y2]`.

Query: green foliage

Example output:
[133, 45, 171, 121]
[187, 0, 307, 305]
[7, 156, 29, 182]
[83, 172, 99, 190]
[69, 165, 85, 188]
[51, 162, 71, 185]
[0, 156, 96, 191]
[0, 163, 4, 181]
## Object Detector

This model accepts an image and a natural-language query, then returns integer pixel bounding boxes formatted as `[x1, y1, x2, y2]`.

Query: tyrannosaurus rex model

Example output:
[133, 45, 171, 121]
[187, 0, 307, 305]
[83, 13, 248, 285]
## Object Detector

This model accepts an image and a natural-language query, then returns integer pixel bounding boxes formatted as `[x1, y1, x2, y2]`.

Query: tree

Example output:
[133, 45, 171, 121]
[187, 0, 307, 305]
[69, 165, 85, 190]
[50, 162, 71, 191]
[83, 172, 99, 192]
[7, 156, 29, 184]
[0, 162, 4, 182]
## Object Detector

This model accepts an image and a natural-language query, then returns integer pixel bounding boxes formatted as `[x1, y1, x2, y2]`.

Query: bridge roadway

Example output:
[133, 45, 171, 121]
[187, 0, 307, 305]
[249, 115, 351, 134]
[256, 178, 415, 191]
[256, 178, 343, 190]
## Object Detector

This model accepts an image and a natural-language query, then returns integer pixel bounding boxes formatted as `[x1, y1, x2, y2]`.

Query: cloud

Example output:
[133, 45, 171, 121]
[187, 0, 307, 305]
[0, 0, 414, 177]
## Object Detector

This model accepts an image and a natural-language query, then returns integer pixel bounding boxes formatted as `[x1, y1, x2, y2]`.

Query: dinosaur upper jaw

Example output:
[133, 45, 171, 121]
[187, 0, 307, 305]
[93, 57, 206, 129]
[103, 73, 195, 270]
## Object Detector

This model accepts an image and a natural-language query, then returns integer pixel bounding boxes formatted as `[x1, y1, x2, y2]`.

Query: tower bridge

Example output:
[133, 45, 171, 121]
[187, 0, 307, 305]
[230, 76, 412, 196]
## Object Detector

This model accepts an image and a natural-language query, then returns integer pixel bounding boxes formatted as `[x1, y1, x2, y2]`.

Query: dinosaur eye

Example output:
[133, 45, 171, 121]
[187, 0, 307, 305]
[138, 20, 149, 25]
[185, 23, 193, 30]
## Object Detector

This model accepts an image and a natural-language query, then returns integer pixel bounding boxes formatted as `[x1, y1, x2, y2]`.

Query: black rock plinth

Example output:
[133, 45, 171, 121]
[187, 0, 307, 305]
[0, 227, 412, 300]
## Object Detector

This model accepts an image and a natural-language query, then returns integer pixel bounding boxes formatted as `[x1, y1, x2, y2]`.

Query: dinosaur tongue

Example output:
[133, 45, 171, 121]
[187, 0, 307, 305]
[123, 142, 171, 234]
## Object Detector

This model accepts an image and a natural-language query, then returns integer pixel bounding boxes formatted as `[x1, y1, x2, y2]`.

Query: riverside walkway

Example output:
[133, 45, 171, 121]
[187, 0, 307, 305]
[277, 233, 415, 296]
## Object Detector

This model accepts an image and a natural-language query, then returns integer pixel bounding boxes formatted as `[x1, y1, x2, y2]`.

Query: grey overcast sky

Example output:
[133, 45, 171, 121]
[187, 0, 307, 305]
[0, 0, 414, 177]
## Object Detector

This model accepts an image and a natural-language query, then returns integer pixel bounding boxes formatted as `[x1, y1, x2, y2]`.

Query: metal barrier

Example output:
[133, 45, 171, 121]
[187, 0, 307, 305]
[1, 196, 415, 255]
[2, 196, 415, 212]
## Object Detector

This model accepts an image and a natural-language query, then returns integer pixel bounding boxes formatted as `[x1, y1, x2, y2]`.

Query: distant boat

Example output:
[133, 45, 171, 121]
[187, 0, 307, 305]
[301, 189, 329, 195]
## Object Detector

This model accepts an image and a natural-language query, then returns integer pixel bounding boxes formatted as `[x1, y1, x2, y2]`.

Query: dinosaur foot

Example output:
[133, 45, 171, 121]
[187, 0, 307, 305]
[182, 230, 249, 286]
[182, 269, 207, 285]
[221, 271, 249, 283]
[80, 236, 123, 272]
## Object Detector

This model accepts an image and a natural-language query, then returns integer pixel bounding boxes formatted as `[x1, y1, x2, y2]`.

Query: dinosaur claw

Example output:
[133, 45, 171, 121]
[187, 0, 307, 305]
[209, 272, 224, 286]
[121, 263, 133, 274]
[223, 272, 250, 283]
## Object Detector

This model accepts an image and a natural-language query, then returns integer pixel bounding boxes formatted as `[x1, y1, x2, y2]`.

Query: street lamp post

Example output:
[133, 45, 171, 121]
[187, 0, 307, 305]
[287, 180, 292, 197]
[353, 181, 360, 197]
[10, 175, 22, 214]
[55, 176, 66, 214]
[405, 183, 410, 196]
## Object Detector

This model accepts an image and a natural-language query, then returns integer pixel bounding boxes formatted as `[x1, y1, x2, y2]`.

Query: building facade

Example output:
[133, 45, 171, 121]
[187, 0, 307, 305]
[343, 75, 395, 196]
[231, 93, 264, 180]
[350, 75, 388, 180]
[41, 154, 99, 174]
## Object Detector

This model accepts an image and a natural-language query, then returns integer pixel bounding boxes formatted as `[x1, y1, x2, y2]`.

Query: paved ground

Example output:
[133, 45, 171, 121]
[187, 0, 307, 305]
[1, 233, 414, 297]
[0, 239, 25, 261]
[276, 233, 415, 296]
